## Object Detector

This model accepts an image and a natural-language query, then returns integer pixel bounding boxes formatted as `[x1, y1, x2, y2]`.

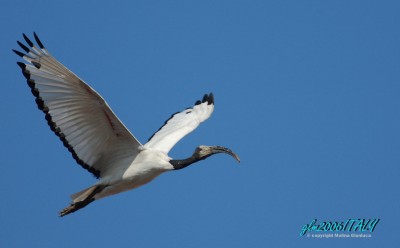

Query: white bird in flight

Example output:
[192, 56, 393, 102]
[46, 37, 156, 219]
[14, 33, 240, 217]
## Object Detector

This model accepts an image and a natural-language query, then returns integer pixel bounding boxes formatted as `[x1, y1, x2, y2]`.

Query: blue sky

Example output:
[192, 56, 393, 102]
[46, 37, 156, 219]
[1, 0, 399, 247]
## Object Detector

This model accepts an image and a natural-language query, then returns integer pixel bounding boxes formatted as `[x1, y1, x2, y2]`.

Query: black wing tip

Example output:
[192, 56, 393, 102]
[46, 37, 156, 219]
[33, 32, 45, 49]
[16, 61, 26, 70]
[18, 33, 45, 51]
[201, 93, 214, 105]
[208, 92, 214, 105]
[17, 40, 30, 53]
[13, 49, 24, 57]
[23, 33, 34, 47]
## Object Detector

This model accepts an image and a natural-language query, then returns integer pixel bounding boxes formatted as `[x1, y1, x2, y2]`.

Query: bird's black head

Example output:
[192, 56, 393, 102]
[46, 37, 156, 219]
[194, 145, 240, 162]
[170, 145, 240, 170]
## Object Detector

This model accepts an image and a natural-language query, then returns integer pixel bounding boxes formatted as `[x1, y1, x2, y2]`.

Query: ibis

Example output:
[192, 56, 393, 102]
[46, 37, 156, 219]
[14, 33, 240, 217]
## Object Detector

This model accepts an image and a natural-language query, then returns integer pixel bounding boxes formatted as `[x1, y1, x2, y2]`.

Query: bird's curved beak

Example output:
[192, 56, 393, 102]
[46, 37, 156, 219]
[211, 146, 241, 163]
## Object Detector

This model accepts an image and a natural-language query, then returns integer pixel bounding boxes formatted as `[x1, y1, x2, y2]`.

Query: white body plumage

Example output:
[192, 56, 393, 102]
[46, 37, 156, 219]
[95, 149, 173, 200]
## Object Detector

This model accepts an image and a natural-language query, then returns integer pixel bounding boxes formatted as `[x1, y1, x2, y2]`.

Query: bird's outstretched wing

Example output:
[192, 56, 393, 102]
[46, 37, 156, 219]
[14, 33, 143, 178]
[145, 93, 214, 154]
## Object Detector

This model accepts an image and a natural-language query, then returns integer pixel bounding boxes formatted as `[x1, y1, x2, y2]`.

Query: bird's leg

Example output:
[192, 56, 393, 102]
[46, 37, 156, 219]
[59, 184, 107, 217]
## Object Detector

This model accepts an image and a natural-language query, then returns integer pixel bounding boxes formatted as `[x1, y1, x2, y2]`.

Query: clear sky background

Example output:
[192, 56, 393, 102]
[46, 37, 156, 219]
[1, 1, 399, 247]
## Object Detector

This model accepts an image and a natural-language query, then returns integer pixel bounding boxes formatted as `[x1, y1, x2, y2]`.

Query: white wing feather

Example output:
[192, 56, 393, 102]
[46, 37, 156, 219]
[145, 94, 214, 154]
[15, 33, 142, 178]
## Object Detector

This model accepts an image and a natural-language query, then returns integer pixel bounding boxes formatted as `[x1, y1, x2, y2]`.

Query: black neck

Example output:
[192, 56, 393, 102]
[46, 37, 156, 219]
[170, 155, 207, 170]
[169, 145, 240, 170]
